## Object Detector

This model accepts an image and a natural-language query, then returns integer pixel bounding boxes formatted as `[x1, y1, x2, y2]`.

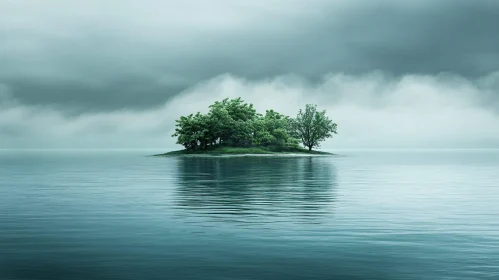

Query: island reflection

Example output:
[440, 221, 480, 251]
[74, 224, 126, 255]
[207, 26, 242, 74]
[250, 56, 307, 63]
[174, 157, 337, 223]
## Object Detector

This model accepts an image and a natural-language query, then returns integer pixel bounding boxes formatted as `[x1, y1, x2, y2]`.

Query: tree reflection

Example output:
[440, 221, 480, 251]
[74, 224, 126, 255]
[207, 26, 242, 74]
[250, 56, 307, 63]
[174, 157, 338, 222]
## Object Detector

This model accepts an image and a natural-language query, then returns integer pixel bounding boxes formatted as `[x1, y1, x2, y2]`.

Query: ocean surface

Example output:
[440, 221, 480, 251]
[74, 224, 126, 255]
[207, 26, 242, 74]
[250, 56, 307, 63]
[1, 149, 498, 280]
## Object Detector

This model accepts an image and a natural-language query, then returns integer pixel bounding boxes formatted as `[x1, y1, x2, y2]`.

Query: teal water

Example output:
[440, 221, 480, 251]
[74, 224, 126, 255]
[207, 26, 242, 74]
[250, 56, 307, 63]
[1, 149, 498, 279]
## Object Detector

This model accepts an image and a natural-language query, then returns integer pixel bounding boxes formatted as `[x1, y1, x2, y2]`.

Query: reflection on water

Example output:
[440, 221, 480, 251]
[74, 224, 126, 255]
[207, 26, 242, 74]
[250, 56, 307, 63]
[175, 157, 337, 222]
[1, 150, 499, 280]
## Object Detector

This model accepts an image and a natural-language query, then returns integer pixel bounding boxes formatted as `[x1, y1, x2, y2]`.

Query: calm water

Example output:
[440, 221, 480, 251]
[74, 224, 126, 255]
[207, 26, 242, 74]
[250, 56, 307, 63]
[1, 149, 498, 280]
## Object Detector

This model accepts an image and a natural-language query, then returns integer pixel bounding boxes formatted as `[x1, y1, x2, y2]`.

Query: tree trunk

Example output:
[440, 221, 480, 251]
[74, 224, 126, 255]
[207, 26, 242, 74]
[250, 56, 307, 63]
[308, 146, 312, 151]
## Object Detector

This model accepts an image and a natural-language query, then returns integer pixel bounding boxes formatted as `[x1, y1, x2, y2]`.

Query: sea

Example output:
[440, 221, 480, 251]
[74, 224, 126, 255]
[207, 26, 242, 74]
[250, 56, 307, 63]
[1, 149, 498, 279]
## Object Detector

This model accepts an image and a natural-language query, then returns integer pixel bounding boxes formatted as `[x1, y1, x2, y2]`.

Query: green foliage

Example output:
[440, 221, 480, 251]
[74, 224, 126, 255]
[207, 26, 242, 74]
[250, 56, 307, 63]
[207, 98, 257, 146]
[253, 110, 298, 148]
[292, 104, 338, 151]
[172, 98, 337, 151]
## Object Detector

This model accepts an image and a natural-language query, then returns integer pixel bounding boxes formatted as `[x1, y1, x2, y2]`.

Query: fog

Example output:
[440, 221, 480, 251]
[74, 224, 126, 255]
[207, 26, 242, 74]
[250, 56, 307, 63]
[1, 0, 499, 149]
[1, 72, 498, 149]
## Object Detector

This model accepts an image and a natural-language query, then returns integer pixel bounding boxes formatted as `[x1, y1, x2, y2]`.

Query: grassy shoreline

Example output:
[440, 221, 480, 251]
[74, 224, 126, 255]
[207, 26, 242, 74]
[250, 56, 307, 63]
[153, 146, 333, 157]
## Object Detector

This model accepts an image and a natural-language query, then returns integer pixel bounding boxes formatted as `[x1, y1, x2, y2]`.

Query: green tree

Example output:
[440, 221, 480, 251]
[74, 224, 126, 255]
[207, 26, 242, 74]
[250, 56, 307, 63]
[173, 98, 259, 150]
[207, 98, 257, 146]
[172, 114, 199, 149]
[172, 98, 336, 151]
[292, 104, 337, 151]
[253, 110, 299, 148]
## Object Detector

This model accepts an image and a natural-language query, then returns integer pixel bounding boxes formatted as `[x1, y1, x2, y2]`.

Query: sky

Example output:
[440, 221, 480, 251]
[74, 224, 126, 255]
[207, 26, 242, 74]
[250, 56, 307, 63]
[1, 0, 498, 149]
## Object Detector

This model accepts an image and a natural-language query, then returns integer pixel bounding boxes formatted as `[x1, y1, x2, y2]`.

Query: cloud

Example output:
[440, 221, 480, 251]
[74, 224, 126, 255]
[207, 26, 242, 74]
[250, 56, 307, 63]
[1, 0, 499, 110]
[1, 72, 498, 149]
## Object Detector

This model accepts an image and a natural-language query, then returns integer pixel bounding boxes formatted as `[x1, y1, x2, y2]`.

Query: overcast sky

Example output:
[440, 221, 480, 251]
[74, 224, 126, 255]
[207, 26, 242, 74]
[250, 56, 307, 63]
[1, 0, 498, 149]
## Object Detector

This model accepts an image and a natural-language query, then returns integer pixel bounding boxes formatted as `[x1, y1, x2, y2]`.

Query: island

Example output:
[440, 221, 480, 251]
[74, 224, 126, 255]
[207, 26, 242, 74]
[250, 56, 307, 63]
[155, 98, 337, 156]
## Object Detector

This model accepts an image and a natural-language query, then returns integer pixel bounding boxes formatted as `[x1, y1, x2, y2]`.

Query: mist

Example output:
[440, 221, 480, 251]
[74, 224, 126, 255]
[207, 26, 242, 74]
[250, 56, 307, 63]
[1, 72, 498, 149]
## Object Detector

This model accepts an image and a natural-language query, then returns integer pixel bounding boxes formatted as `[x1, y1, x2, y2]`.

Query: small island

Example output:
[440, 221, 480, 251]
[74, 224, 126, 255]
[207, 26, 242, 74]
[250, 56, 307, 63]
[155, 98, 337, 156]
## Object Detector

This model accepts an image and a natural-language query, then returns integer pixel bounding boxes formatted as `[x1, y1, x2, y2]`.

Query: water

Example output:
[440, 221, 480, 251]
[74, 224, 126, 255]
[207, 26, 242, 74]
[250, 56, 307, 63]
[1, 149, 498, 280]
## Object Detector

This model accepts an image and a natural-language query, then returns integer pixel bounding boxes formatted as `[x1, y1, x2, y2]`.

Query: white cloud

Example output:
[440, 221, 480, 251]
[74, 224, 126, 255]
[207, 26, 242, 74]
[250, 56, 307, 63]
[1, 72, 499, 149]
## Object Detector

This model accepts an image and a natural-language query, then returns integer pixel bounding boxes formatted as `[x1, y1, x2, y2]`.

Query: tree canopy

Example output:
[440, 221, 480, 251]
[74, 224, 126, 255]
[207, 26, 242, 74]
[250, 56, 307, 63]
[292, 104, 338, 151]
[172, 98, 337, 151]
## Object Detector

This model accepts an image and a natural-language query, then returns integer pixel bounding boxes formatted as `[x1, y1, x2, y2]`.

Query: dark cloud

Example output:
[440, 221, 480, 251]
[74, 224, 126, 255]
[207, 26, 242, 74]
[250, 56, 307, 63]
[1, 73, 499, 149]
[0, 0, 498, 111]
